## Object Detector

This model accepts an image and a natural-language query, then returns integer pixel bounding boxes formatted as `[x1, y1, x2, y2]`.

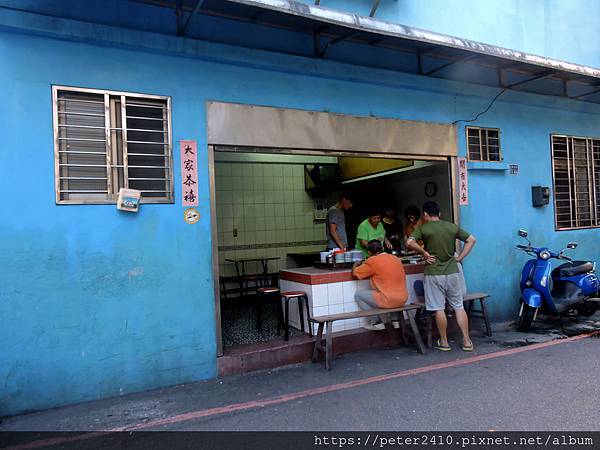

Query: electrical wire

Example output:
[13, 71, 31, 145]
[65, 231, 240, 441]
[452, 87, 508, 125]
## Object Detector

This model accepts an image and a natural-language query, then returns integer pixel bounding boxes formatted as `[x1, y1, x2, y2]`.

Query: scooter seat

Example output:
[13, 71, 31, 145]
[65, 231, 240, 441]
[554, 261, 594, 277]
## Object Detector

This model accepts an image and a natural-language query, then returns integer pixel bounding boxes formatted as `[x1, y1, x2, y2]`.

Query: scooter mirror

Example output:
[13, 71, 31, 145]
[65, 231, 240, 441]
[518, 229, 528, 238]
[567, 242, 577, 249]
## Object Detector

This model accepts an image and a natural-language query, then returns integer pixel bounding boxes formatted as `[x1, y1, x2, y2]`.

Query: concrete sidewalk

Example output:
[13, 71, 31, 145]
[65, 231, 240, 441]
[2, 314, 600, 432]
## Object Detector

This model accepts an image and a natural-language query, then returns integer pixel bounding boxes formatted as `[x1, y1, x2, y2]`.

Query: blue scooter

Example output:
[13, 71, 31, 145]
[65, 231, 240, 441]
[515, 229, 600, 331]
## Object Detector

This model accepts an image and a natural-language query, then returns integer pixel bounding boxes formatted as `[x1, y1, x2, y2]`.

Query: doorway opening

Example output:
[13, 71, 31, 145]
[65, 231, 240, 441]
[212, 147, 454, 354]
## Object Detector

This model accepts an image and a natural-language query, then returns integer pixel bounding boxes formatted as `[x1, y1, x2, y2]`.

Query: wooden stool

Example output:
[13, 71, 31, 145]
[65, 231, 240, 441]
[280, 291, 313, 341]
[413, 281, 491, 343]
[256, 286, 282, 333]
[412, 280, 433, 348]
[464, 293, 492, 337]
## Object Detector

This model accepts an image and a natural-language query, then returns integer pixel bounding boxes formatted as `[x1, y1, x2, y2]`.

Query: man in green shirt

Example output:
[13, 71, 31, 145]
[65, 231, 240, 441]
[407, 201, 477, 352]
[355, 212, 392, 257]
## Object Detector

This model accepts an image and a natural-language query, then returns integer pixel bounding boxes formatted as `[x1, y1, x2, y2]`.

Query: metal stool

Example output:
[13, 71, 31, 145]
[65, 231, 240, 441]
[280, 291, 313, 341]
[242, 274, 264, 297]
[256, 286, 282, 333]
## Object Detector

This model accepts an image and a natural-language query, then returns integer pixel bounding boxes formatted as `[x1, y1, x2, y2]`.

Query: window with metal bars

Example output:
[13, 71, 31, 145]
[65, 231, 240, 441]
[53, 86, 173, 204]
[466, 127, 501, 161]
[551, 135, 600, 230]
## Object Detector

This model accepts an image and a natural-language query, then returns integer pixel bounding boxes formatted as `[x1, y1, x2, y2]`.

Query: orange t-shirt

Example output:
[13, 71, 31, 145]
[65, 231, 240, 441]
[353, 253, 408, 308]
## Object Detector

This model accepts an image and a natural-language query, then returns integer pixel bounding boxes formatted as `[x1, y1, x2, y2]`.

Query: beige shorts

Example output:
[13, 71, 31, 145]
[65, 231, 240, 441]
[424, 272, 465, 311]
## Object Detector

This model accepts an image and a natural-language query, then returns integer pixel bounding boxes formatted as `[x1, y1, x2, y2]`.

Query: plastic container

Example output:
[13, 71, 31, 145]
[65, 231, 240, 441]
[320, 251, 330, 263]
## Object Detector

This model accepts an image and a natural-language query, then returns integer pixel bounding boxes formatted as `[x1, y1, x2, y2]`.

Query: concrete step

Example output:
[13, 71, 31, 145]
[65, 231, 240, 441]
[218, 327, 410, 377]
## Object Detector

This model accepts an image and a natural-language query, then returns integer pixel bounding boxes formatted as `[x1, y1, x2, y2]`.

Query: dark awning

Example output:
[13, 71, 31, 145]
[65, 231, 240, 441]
[129, 0, 599, 104]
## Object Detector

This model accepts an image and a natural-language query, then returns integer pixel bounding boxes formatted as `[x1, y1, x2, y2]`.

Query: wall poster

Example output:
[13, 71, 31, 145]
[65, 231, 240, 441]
[180, 140, 199, 207]
[458, 157, 469, 206]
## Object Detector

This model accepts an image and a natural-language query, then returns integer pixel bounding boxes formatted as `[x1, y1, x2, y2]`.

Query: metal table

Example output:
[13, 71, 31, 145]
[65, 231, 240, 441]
[225, 257, 280, 296]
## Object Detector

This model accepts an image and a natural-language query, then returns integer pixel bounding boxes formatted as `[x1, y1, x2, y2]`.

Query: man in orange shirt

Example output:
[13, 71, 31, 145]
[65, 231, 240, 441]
[352, 240, 408, 331]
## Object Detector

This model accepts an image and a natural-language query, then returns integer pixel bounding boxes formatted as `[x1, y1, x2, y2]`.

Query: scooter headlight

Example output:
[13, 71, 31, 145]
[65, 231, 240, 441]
[540, 250, 551, 260]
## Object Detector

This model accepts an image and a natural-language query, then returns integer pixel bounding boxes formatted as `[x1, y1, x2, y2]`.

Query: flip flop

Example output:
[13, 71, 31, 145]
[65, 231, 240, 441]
[433, 339, 451, 352]
[461, 342, 474, 352]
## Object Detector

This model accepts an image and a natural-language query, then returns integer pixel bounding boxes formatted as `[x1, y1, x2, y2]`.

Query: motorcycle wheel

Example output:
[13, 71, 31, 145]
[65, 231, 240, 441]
[517, 302, 536, 331]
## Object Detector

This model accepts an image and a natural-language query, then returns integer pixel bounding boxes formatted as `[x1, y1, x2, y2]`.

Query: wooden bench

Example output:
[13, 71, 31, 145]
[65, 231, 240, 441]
[414, 292, 491, 347]
[309, 303, 426, 370]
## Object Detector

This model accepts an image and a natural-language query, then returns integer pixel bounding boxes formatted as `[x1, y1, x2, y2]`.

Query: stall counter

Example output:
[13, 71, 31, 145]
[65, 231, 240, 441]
[279, 263, 426, 334]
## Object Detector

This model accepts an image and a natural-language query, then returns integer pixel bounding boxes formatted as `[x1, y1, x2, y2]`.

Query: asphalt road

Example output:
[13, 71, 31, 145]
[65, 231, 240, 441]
[165, 337, 600, 431]
[2, 332, 600, 433]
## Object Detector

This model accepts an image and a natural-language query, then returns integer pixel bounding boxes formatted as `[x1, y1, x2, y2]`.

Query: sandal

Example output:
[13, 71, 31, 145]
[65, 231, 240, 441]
[433, 339, 451, 352]
[461, 341, 474, 352]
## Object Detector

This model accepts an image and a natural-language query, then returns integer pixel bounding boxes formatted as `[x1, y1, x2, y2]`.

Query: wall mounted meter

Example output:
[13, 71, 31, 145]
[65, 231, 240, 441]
[531, 186, 550, 207]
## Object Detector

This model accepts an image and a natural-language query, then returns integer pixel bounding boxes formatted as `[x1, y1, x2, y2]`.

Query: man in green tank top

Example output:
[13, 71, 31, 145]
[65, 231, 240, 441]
[407, 201, 477, 352]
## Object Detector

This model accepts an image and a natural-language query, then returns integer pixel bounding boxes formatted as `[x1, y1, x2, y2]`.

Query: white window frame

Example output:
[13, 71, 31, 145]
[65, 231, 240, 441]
[466, 126, 502, 162]
[52, 85, 173, 205]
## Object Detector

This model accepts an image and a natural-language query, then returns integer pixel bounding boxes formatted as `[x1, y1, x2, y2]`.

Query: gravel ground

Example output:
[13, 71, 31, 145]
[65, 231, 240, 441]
[220, 295, 302, 347]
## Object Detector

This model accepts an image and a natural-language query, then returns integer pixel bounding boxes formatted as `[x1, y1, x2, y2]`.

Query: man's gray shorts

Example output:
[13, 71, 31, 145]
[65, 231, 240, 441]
[424, 272, 465, 311]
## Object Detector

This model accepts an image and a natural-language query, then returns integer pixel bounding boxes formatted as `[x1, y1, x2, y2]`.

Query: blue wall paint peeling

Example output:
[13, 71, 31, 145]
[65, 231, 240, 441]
[1, 2, 600, 416]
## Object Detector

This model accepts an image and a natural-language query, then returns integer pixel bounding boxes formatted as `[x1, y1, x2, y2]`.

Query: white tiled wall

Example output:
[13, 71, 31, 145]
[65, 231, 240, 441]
[215, 162, 331, 277]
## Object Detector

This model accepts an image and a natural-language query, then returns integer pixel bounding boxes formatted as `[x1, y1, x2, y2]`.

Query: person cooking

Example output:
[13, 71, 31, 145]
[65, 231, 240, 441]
[382, 206, 403, 252]
[326, 192, 353, 250]
[404, 204, 424, 247]
[355, 210, 393, 258]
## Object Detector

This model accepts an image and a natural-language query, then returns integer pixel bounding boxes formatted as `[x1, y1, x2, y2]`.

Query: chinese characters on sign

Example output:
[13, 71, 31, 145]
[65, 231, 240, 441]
[180, 140, 199, 207]
[458, 157, 469, 206]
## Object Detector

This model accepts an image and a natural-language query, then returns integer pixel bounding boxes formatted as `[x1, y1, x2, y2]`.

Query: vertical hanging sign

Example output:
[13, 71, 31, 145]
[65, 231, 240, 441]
[180, 140, 199, 207]
[458, 157, 469, 206]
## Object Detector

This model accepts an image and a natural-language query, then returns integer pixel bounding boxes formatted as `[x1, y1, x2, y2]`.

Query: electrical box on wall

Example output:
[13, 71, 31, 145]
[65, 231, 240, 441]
[117, 188, 141, 212]
[532, 186, 550, 207]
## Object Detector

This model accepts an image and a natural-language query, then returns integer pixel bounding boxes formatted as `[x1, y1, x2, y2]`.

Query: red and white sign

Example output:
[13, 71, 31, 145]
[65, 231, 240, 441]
[180, 140, 199, 207]
[458, 157, 469, 206]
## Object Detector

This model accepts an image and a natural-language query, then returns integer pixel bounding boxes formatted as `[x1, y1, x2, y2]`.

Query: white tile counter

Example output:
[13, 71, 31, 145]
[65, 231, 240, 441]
[279, 264, 426, 334]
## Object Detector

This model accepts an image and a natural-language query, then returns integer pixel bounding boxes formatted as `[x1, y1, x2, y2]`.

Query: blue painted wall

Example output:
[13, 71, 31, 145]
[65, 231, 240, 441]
[1, 3, 599, 416]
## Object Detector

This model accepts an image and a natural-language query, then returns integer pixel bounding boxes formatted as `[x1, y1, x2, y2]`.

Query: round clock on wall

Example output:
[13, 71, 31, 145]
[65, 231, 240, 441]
[425, 181, 438, 197]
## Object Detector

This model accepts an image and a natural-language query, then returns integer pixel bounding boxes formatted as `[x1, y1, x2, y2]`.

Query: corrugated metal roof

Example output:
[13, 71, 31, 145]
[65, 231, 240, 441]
[129, 0, 600, 104]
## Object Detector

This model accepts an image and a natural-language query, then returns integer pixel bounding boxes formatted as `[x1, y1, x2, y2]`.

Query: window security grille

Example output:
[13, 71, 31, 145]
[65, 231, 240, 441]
[466, 127, 501, 161]
[551, 135, 600, 230]
[53, 86, 173, 204]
